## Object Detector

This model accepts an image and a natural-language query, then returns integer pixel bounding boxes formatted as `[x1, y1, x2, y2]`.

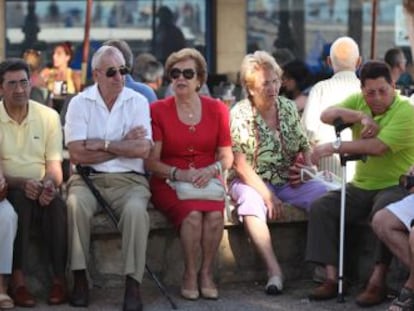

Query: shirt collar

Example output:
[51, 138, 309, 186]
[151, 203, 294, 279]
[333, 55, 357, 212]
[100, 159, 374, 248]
[81, 83, 136, 105]
[0, 100, 36, 124]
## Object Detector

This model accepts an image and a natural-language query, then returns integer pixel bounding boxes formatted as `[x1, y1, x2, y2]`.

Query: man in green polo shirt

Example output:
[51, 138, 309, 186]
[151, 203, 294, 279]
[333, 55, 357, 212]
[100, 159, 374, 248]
[306, 60, 414, 307]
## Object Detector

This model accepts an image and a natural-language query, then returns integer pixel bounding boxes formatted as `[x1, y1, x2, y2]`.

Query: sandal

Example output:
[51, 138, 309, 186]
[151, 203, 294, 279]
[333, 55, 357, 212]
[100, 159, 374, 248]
[265, 275, 283, 295]
[0, 293, 14, 309]
[388, 287, 414, 311]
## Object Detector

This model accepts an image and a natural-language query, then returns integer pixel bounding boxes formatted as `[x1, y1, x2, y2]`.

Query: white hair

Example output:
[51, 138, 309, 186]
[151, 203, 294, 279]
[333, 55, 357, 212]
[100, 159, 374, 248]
[91, 45, 125, 70]
[329, 36, 360, 72]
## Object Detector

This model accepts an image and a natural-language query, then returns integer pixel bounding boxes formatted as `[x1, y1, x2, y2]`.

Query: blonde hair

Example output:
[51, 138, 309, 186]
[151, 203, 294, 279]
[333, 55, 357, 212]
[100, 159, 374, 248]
[165, 48, 207, 89]
[239, 50, 282, 95]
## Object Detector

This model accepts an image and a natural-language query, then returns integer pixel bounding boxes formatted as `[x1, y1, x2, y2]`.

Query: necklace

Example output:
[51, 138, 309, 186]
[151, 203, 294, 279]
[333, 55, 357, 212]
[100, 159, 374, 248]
[177, 100, 200, 132]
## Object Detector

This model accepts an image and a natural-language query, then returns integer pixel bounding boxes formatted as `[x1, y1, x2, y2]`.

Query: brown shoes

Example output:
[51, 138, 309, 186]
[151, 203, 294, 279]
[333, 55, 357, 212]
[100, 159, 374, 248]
[48, 282, 67, 305]
[308, 279, 342, 300]
[9, 285, 36, 307]
[355, 282, 387, 307]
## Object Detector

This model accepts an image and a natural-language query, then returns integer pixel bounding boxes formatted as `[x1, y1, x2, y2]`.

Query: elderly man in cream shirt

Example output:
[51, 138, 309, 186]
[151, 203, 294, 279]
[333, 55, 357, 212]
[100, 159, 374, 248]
[302, 36, 361, 180]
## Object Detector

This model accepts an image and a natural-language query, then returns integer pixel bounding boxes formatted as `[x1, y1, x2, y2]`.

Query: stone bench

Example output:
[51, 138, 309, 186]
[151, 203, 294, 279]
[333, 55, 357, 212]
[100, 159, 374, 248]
[88, 203, 310, 289]
[26, 199, 389, 297]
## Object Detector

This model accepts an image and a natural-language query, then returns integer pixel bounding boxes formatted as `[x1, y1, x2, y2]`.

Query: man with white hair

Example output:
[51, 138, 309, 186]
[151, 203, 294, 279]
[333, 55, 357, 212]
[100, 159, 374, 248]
[302, 36, 361, 180]
[65, 45, 153, 311]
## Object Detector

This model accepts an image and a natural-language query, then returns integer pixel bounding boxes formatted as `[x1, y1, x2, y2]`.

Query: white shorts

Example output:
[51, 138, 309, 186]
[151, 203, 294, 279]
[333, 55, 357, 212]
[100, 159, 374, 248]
[386, 194, 414, 231]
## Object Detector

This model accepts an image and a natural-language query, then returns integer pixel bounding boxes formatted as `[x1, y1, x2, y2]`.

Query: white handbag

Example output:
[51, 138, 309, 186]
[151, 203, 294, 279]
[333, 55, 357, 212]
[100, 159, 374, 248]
[166, 178, 226, 201]
[300, 167, 341, 191]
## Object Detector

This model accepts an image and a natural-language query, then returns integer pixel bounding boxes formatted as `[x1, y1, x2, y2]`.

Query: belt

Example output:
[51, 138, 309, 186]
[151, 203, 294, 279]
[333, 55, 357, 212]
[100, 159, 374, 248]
[76, 166, 146, 177]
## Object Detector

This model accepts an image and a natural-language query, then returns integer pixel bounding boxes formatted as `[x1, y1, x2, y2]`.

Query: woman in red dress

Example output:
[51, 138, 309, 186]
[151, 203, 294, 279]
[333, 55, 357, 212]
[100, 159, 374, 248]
[146, 48, 233, 300]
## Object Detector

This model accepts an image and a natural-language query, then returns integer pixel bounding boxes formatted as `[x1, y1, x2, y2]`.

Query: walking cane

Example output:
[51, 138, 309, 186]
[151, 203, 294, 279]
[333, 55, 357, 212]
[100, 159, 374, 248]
[333, 119, 366, 303]
[75, 165, 178, 309]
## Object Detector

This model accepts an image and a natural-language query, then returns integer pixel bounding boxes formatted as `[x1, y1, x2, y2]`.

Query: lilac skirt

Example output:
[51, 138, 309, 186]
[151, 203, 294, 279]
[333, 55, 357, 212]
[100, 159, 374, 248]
[229, 178, 329, 222]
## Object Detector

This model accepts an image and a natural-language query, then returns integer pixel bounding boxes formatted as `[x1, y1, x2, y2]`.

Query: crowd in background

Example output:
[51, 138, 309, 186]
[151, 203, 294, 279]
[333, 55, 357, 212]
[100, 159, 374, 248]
[2, 12, 414, 310]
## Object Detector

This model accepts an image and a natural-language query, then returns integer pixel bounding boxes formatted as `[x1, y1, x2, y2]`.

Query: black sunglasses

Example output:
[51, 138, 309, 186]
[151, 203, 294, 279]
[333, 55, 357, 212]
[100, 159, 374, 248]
[169, 68, 196, 80]
[104, 66, 129, 78]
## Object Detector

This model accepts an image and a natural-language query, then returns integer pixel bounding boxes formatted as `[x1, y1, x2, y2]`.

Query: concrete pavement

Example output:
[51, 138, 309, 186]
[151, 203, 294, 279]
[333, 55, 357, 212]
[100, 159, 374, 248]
[12, 278, 397, 311]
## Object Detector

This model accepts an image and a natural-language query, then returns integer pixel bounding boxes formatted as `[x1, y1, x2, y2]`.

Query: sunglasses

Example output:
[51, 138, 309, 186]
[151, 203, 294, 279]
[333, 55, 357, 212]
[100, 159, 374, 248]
[101, 66, 129, 78]
[170, 68, 196, 80]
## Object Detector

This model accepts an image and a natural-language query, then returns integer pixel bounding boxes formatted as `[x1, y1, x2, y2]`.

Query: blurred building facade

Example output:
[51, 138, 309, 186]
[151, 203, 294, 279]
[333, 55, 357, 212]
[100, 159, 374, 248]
[0, 0, 408, 88]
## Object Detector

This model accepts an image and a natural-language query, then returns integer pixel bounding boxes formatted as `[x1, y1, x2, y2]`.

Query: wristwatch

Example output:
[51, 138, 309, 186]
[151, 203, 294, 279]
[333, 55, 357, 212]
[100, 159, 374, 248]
[332, 139, 341, 151]
[104, 140, 110, 151]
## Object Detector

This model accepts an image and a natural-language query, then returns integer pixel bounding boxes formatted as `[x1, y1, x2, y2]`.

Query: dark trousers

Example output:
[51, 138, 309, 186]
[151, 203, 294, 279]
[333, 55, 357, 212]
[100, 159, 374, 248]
[9, 188, 67, 277]
[306, 184, 408, 267]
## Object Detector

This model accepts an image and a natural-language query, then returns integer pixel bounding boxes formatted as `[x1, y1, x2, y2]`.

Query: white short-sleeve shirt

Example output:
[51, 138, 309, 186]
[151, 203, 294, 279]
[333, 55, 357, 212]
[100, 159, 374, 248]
[64, 84, 152, 173]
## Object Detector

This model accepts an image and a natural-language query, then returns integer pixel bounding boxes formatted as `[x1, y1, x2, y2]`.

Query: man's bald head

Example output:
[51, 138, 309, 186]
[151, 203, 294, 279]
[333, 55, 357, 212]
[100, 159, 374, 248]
[329, 36, 361, 73]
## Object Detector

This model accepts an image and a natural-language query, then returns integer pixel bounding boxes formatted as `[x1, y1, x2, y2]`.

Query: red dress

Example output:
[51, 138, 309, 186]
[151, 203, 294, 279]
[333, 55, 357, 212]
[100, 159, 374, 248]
[150, 96, 232, 228]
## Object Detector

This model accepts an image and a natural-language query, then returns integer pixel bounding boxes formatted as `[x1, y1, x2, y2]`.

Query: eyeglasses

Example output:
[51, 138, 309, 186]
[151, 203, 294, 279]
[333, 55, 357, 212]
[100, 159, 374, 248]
[169, 68, 196, 80]
[99, 66, 129, 78]
[363, 86, 390, 98]
[4, 79, 30, 90]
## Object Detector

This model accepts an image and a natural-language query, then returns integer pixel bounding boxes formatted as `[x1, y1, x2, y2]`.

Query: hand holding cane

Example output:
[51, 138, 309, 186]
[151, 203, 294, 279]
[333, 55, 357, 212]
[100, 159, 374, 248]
[333, 118, 366, 303]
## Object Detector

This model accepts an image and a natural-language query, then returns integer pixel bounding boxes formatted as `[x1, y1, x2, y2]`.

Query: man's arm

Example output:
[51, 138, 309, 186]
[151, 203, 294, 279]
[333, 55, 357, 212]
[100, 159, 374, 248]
[322, 106, 371, 125]
[43, 159, 63, 187]
[68, 135, 152, 165]
[67, 140, 117, 165]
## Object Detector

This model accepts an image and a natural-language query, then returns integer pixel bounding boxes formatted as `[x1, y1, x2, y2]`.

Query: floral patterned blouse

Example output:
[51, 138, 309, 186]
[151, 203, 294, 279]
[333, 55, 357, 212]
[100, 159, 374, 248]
[230, 96, 310, 185]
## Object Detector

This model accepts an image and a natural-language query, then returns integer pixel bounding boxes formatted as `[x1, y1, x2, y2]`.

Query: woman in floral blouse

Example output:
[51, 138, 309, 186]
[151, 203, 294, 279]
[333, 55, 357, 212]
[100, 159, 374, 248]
[229, 50, 328, 295]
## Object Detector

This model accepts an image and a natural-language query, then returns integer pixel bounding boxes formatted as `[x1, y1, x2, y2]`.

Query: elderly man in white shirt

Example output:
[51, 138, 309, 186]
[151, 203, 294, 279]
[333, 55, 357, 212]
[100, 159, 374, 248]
[302, 36, 361, 180]
[64, 46, 153, 311]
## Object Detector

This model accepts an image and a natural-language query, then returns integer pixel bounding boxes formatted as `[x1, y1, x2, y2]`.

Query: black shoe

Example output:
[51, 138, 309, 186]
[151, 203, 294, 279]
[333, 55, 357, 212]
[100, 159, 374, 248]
[70, 270, 89, 307]
[123, 276, 143, 311]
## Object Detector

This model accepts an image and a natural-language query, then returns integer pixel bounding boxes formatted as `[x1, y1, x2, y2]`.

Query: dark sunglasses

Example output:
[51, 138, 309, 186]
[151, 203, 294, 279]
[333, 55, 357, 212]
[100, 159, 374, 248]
[104, 66, 129, 78]
[169, 68, 196, 80]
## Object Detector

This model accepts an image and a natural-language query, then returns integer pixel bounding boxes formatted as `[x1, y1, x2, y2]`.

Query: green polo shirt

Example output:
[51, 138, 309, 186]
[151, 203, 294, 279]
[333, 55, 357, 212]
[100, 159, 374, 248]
[339, 93, 414, 190]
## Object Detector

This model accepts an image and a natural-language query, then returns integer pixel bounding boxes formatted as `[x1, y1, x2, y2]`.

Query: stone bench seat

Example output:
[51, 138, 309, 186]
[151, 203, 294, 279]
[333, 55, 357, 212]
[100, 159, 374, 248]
[87, 203, 310, 288]
[91, 202, 308, 235]
[29, 196, 386, 295]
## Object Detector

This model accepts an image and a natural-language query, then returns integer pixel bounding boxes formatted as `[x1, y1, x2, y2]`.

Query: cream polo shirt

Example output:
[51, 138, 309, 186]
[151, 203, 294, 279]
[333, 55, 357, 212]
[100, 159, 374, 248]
[0, 100, 63, 180]
[64, 84, 152, 174]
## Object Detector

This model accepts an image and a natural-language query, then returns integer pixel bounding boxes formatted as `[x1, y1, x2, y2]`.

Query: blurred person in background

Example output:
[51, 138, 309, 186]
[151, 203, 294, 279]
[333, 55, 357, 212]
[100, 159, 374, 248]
[104, 39, 157, 104]
[384, 47, 408, 87]
[302, 36, 361, 180]
[154, 6, 187, 65]
[41, 41, 81, 96]
[280, 59, 314, 115]
[22, 49, 48, 104]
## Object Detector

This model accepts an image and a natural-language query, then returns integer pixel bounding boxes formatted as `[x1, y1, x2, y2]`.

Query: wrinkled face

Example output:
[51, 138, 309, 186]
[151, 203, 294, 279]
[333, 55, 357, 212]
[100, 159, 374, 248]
[93, 53, 126, 96]
[169, 58, 199, 96]
[249, 68, 281, 105]
[53, 46, 70, 68]
[0, 70, 31, 107]
[362, 77, 395, 116]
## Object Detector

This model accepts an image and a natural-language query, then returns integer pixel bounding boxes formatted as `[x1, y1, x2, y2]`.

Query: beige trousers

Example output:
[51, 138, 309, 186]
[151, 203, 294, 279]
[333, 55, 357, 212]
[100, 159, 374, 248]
[67, 173, 150, 283]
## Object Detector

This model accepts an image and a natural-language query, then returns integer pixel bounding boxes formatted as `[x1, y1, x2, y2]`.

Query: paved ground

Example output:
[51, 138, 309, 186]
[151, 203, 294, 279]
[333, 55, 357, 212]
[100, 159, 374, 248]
[12, 279, 397, 311]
